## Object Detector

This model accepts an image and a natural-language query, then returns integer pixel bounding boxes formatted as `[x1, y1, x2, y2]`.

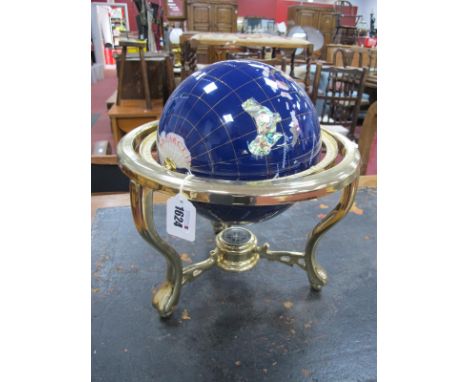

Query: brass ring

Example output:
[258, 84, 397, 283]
[117, 121, 360, 206]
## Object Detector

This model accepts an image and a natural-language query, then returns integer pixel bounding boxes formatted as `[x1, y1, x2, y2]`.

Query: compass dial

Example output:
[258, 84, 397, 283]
[221, 227, 252, 246]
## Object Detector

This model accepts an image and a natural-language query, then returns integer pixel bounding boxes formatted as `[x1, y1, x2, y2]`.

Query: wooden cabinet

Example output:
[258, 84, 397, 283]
[187, 0, 237, 63]
[288, 5, 337, 58]
[190, 3, 211, 31]
[212, 3, 237, 32]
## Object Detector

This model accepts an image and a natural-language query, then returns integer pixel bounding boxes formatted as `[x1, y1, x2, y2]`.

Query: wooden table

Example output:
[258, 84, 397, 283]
[180, 32, 314, 91]
[92, 175, 376, 221]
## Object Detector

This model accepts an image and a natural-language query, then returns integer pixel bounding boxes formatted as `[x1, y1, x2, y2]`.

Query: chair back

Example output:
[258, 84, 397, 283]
[227, 50, 288, 73]
[332, 47, 355, 67]
[310, 63, 367, 138]
[361, 48, 377, 74]
[334, 1, 361, 27]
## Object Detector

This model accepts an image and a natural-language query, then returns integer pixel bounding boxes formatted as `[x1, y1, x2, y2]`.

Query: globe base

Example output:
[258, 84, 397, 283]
[119, 122, 361, 318]
[214, 226, 260, 272]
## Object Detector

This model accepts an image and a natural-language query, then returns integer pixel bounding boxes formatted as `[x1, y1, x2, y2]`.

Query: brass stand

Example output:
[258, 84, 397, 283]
[118, 121, 360, 317]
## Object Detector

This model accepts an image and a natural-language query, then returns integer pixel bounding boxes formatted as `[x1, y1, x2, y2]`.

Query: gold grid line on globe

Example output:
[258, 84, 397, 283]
[173, 69, 275, 141]
[165, 113, 218, 174]
[181, 78, 315, 160]
[189, 109, 318, 162]
[160, 61, 318, 178]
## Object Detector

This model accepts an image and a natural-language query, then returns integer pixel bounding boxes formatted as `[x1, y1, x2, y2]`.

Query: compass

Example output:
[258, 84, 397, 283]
[215, 226, 260, 272]
[221, 227, 252, 246]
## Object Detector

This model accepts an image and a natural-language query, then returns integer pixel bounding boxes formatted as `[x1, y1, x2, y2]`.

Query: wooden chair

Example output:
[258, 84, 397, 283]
[226, 50, 288, 73]
[362, 48, 377, 74]
[332, 47, 355, 67]
[333, 1, 362, 45]
[358, 101, 377, 175]
[310, 63, 367, 140]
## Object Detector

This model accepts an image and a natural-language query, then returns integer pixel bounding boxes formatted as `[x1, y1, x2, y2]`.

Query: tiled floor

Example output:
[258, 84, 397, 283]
[91, 67, 376, 174]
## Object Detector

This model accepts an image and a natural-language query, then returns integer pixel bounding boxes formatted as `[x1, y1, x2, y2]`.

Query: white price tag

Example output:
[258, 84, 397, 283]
[166, 193, 196, 242]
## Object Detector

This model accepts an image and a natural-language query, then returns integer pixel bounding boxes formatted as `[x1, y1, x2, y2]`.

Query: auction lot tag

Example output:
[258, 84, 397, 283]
[166, 193, 196, 242]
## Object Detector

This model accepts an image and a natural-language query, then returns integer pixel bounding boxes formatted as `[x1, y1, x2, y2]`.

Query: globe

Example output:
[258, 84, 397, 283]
[156, 60, 321, 224]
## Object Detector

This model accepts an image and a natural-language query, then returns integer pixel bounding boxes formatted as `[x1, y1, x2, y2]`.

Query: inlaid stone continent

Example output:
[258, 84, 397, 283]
[156, 60, 322, 223]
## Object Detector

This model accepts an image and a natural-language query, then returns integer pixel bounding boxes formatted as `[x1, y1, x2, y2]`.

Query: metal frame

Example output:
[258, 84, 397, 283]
[118, 121, 360, 317]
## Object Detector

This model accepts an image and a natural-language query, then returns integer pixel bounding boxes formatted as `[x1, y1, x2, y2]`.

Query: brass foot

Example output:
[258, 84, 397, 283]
[130, 182, 183, 318]
[152, 281, 177, 318]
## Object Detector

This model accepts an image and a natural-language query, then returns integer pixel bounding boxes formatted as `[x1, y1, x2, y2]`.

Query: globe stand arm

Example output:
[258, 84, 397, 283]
[182, 253, 217, 285]
[258, 178, 358, 291]
[130, 181, 184, 318]
[119, 122, 362, 317]
[260, 246, 307, 270]
[130, 181, 220, 317]
[305, 178, 359, 291]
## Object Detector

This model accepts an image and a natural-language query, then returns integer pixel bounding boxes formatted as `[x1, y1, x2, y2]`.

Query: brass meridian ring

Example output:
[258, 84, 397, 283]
[117, 120, 360, 206]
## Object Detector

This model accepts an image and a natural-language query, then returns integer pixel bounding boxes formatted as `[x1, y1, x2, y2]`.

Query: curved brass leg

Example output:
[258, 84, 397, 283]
[305, 179, 359, 291]
[130, 181, 183, 318]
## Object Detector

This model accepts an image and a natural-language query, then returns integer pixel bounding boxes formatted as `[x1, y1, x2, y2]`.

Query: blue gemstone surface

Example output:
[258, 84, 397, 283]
[156, 60, 322, 223]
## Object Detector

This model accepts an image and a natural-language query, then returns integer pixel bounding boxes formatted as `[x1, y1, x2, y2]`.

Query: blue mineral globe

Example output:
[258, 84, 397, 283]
[156, 60, 321, 224]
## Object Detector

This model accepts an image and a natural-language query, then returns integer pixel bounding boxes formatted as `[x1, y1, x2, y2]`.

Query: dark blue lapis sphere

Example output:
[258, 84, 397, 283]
[156, 60, 321, 224]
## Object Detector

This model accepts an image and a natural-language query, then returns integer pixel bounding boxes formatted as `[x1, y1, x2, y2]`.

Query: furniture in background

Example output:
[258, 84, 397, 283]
[180, 32, 314, 91]
[331, 47, 355, 67]
[186, 0, 238, 63]
[115, 39, 151, 110]
[310, 63, 367, 140]
[327, 44, 377, 114]
[226, 50, 287, 73]
[114, 52, 175, 102]
[106, 51, 177, 111]
[108, 99, 163, 144]
[107, 40, 175, 145]
[327, 44, 377, 70]
[358, 101, 377, 175]
[364, 71, 377, 105]
[287, 5, 337, 59]
[333, 1, 361, 45]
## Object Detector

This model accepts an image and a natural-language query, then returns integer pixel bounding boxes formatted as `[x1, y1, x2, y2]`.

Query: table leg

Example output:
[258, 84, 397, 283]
[116, 46, 127, 106]
[181, 40, 198, 79]
[289, 49, 296, 78]
[305, 45, 312, 94]
[138, 47, 152, 110]
[130, 181, 183, 318]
